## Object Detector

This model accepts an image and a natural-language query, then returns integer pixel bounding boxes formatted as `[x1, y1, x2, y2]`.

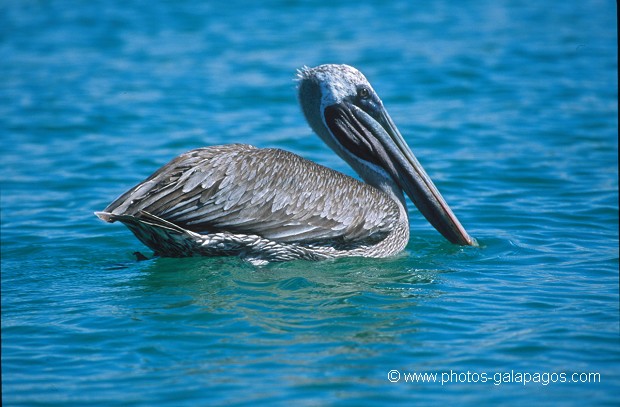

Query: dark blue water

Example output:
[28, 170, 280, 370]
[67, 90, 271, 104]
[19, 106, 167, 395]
[2, 1, 618, 405]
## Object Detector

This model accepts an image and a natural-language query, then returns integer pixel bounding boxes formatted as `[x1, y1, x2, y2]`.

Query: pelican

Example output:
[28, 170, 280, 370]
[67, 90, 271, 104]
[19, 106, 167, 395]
[96, 64, 475, 264]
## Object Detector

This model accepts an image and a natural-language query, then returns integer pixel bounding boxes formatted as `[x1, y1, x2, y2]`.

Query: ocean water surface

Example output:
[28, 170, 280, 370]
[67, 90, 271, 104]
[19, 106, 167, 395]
[1, 0, 618, 405]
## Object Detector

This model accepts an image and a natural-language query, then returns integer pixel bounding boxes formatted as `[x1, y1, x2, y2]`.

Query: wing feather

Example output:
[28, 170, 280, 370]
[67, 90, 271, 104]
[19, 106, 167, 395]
[102, 144, 399, 244]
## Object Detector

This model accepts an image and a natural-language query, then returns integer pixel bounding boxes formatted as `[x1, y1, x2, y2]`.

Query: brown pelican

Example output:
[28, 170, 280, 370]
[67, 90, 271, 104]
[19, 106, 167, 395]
[96, 64, 475, 264]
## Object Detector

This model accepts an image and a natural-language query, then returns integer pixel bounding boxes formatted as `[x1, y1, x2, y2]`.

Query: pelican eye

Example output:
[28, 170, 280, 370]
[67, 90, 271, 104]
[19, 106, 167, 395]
[357, 87, 370, 100]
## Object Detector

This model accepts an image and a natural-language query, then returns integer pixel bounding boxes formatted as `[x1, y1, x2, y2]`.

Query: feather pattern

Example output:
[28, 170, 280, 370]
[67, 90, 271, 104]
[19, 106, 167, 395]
[102, 144, 400, 246]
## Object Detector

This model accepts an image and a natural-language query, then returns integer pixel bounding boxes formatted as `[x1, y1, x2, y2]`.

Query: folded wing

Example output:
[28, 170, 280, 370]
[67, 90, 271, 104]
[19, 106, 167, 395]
[101, 144, 400, 245]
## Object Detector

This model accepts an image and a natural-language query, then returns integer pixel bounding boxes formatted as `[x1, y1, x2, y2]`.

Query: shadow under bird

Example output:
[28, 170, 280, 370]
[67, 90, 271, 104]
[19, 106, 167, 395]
[96, 64, 475, 264]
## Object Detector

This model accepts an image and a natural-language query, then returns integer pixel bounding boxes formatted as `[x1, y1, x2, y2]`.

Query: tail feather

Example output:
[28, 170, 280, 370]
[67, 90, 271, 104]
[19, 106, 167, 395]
[95, 211, 114, 222]
[97, 211, 204, 257]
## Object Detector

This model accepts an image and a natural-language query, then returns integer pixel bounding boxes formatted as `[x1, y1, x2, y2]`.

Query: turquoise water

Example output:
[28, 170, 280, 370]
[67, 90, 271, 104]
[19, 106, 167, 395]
[2, 0, 618, 405]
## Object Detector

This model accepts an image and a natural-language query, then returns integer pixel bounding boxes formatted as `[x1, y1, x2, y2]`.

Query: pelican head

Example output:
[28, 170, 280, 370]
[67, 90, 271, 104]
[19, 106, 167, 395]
[297, 64, 475, 246]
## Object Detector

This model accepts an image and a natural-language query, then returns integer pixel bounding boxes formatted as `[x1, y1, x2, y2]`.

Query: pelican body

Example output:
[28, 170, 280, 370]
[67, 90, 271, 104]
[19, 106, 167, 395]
[97, 64, 475, 264]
